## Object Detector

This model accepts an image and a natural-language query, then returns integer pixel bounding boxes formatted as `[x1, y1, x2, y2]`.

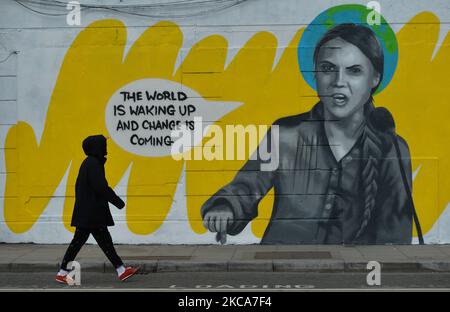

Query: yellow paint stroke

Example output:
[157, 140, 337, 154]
[183, 28, 315, 235]
[4, 20, 184, 234]
[3, 12, 450, 238]
[378, 12, 450, 236]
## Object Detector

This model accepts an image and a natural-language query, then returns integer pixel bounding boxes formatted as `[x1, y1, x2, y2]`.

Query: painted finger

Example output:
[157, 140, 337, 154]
[209, 215, 217, 232]
[219, 218, 228, 244]
[202, 214, 210, 230]
[215, 217, 222, 234]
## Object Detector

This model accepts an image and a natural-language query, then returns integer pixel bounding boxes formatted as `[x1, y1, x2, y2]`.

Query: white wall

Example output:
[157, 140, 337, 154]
[1, 0, 449, 244]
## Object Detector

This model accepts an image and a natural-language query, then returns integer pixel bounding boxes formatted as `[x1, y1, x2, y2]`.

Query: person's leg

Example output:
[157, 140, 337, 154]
[91, 227, 124, 269]
[60, 228, 90, 271]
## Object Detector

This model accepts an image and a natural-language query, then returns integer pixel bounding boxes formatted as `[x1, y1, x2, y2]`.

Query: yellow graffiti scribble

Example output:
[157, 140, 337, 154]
[184, 28, 314, 235]
[4, 21, 184, 234]
[3, 12, 450, 239]
[378, 12, 450, 236]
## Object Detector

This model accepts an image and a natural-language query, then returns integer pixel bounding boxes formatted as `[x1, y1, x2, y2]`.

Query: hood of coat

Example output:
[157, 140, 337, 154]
[82, 135, 107, 162]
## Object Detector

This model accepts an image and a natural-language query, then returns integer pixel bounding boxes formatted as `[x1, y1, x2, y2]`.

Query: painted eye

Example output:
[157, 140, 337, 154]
[349, 67, 362, 74]
[320, 64, 335, 72]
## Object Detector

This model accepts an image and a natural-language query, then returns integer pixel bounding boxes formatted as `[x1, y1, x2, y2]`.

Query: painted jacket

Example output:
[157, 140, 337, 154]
[201, 103, 413, 244]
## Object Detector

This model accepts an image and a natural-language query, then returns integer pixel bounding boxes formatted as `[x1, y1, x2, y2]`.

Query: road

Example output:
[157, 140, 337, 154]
[1, 272, 450, 290]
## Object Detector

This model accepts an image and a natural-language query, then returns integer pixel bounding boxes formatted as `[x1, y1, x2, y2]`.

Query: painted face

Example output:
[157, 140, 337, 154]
[315, 37, 380, 120]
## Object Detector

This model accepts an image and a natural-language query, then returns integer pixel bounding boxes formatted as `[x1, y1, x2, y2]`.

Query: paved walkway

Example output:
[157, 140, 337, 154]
[2, 244, 450, 273]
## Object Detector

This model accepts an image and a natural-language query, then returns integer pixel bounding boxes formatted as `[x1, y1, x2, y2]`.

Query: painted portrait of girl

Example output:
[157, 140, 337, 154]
[201, 23, 417, 245]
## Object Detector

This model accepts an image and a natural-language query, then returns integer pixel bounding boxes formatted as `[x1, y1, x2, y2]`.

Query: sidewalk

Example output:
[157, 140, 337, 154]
[2, 244, 450, 273]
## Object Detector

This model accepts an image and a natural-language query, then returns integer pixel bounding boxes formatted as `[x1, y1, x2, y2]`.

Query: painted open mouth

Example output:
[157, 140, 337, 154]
[331, 93, 348, 105]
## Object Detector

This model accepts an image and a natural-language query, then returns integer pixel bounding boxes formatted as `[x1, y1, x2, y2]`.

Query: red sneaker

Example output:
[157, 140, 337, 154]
[119, 267, 139, 282]
[55, 274, 68, 284]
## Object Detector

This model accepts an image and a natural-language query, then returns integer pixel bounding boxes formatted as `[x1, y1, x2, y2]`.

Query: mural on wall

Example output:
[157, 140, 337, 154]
[202, 10, 418, 244]
[2, 3, 450, 244]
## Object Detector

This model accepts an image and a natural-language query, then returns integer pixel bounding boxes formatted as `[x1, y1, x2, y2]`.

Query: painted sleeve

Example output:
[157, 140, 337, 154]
[200, 128, 277, 235]
[374, 135, 413, 244]
[87, 158, 125, 209]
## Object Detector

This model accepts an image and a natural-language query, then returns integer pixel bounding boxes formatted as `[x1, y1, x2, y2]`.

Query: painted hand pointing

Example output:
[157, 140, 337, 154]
[203, 204, 234, 245]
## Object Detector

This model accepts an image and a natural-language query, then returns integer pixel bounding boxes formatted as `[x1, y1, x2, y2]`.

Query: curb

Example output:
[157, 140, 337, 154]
[228, 261, 273, 272]
[156, 261, 228, 273]
[3, 260, 450, 273]
[273, 260, 344, 272]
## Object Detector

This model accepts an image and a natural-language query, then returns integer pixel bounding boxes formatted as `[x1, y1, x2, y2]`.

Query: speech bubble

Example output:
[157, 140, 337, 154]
[105, 78, 241, 157]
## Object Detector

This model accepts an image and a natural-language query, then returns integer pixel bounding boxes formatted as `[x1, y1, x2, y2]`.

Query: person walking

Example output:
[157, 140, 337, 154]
[56, 135, 139, 284]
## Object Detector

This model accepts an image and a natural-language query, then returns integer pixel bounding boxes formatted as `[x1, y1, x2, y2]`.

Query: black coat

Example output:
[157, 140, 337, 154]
[71, 135, 125, 228]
